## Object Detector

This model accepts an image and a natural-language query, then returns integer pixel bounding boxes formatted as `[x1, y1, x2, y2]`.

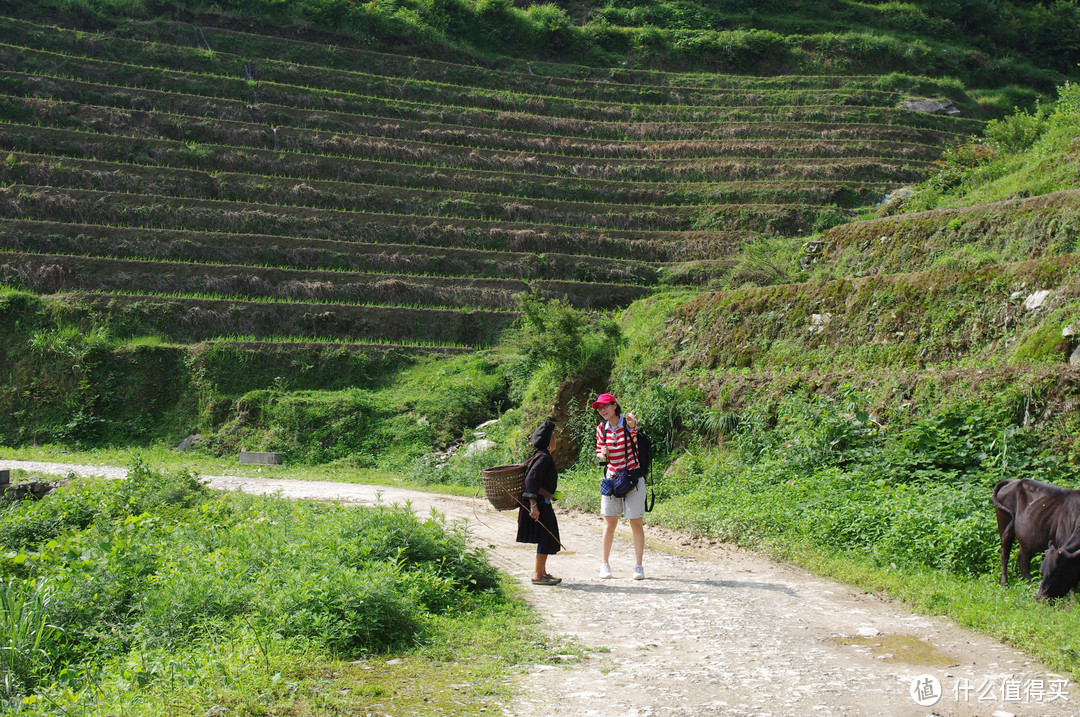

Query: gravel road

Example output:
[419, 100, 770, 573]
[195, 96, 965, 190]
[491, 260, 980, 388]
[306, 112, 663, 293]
[2, 460, 1074, 717]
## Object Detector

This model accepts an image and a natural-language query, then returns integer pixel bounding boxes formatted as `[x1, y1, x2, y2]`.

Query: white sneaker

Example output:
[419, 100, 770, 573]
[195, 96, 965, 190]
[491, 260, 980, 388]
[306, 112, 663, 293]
[599, 563, 613, 579]
[633, 565, 645, 580]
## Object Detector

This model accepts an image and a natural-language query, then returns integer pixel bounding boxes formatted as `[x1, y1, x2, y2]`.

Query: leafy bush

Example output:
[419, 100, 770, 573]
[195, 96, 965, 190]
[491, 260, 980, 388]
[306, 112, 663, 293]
[110, 457, 206, 516]
[1055, 80, 1080, 116]
[511, 296, 618, 381]
[727, 237, 802, 288]
[0, 479, 104, 551]
[257, 561, 422, 654]
[505, 295, 622, 423]
[0, 464, 503, 703]
[985, 104, 1049, 151]
[525, 3, 581, 54]
[622, 382, 703, 457]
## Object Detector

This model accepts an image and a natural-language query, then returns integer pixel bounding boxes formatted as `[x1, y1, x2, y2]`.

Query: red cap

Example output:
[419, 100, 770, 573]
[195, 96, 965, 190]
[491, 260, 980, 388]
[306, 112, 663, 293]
[591, 393, 616, 410]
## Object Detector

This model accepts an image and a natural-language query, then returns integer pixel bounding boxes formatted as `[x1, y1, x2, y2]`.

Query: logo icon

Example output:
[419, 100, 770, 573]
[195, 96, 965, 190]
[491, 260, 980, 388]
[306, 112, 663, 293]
[910, 674, 942, 706]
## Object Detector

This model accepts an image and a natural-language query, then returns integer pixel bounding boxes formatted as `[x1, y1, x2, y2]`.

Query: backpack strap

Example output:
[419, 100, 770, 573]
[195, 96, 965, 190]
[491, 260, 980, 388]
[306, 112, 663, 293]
[623, 424, 641, 469]
[597, 421, 608, 475]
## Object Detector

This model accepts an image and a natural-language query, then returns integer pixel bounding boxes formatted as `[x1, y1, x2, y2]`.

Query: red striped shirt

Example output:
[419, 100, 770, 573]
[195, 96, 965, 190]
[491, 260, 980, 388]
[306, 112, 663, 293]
[596, 419, 640, 475]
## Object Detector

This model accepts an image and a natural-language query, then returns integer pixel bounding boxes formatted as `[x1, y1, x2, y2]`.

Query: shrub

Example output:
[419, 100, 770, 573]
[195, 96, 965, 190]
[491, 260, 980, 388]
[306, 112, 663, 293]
[0, 479, 104, 552]
[0, 464, 505, 700]
[728, 237, 802, 287]
[525, 3, 581, 54]
[258, 561, 422, 655]
[510, 295, 621, 386]
[985, 104, 1048, 152]
[503, 296, 622, 433]
[622, 382, 704, 457]
[1054, 80, 1080, 116]
[110, 457, 207, 517]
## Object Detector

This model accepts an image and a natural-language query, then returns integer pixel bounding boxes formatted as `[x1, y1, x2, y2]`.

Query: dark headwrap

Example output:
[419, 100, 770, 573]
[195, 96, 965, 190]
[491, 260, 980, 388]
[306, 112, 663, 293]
[529, 419, 555, 450]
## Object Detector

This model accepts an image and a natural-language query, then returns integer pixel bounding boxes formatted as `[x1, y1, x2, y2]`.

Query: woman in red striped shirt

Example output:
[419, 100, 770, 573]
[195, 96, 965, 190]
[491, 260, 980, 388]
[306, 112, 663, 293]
[593, 392, 646, 580]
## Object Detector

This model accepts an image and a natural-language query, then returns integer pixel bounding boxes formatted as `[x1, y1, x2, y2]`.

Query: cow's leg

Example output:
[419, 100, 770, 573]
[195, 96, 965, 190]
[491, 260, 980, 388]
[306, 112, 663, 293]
[997, 512, 1015, 587]
[1018, 547, 1035, 582]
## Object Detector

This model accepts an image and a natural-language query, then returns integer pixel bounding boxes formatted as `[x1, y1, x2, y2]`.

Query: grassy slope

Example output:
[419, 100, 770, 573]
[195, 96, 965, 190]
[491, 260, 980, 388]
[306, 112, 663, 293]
[6, 0, 1075, 97]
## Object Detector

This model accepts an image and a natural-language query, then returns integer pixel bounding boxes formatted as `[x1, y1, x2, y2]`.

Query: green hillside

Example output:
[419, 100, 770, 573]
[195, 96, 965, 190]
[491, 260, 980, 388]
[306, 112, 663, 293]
[0, 0, 1077, 482]
[0, 0, 1003, 447]
[0, 0, 1075, 467]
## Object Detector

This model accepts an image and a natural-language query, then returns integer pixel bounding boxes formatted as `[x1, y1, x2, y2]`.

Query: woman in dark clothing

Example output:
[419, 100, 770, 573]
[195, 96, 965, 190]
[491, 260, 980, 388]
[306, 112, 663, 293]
[516, 419, 562, 585]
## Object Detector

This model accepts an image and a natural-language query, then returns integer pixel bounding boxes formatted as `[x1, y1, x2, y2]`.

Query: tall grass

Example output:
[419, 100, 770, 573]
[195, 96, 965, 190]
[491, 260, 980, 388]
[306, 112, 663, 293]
[0, 580, 62, 697]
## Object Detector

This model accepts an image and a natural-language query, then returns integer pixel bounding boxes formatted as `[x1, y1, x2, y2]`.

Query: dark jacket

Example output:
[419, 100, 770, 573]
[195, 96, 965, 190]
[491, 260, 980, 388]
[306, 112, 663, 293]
[516, 448, 560, 553]
[522, 448, 557, 501]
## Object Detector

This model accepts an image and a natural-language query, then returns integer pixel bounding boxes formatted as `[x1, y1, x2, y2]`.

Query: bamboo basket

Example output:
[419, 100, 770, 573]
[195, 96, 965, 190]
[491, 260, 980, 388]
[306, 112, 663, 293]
[480, 463, 526, 511]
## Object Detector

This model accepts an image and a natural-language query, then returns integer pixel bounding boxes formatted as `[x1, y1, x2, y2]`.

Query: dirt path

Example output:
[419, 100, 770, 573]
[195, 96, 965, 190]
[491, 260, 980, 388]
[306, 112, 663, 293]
[4, 460, 1074, 716]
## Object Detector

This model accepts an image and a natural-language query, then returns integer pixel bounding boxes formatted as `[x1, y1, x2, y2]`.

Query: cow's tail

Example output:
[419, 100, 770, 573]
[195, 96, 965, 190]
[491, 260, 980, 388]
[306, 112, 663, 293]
[992, 479, 1013, 510]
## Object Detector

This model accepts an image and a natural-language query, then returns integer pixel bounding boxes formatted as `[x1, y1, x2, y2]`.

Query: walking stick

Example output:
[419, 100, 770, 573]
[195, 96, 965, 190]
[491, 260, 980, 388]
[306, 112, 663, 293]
[509, 491, 568, 552]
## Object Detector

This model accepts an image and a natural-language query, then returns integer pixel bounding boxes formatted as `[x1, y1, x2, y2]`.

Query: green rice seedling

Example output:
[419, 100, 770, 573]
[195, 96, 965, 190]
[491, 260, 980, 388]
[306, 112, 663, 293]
[206, 334, 473, 350]
[0, 250, 540, 311]
[0, 139, 900, 210]
[0, 71, 969, 152]
[47, 286, 518, 313]
[0, 96, 956, 165]
[0, 116, 940, 191]
[50, 290, 519, 346]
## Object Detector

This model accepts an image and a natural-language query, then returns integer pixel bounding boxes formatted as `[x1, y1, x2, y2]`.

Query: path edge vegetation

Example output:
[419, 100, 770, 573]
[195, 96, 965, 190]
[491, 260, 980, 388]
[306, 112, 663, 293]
[0, 461, 585, 715]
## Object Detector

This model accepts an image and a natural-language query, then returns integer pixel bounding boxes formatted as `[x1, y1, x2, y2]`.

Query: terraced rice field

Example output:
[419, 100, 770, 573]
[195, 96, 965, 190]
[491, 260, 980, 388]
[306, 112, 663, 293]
[653, 188, 1080, 416]
[0, 13, 980, 351]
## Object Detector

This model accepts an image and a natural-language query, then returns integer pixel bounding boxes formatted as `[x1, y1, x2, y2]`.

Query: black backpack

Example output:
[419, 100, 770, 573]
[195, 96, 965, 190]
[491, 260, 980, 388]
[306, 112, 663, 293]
[631, 429, 652, 478]
[625, 426, 655, 513]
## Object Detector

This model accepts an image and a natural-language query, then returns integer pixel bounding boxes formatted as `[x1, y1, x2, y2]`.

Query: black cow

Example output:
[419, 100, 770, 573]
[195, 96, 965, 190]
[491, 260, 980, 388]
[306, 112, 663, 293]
[992, 478, 1080, 590]
[1037, 536, 1080, 600]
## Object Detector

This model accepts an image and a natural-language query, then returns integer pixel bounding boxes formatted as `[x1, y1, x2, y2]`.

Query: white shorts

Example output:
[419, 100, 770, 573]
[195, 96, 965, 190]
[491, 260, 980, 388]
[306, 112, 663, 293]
[600, 479, 646, 519]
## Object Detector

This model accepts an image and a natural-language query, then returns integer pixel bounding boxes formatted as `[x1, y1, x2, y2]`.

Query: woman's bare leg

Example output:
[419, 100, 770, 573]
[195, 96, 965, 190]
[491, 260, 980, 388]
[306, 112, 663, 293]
[602, 515, 618, 563]
[629, 517, 645, 566]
